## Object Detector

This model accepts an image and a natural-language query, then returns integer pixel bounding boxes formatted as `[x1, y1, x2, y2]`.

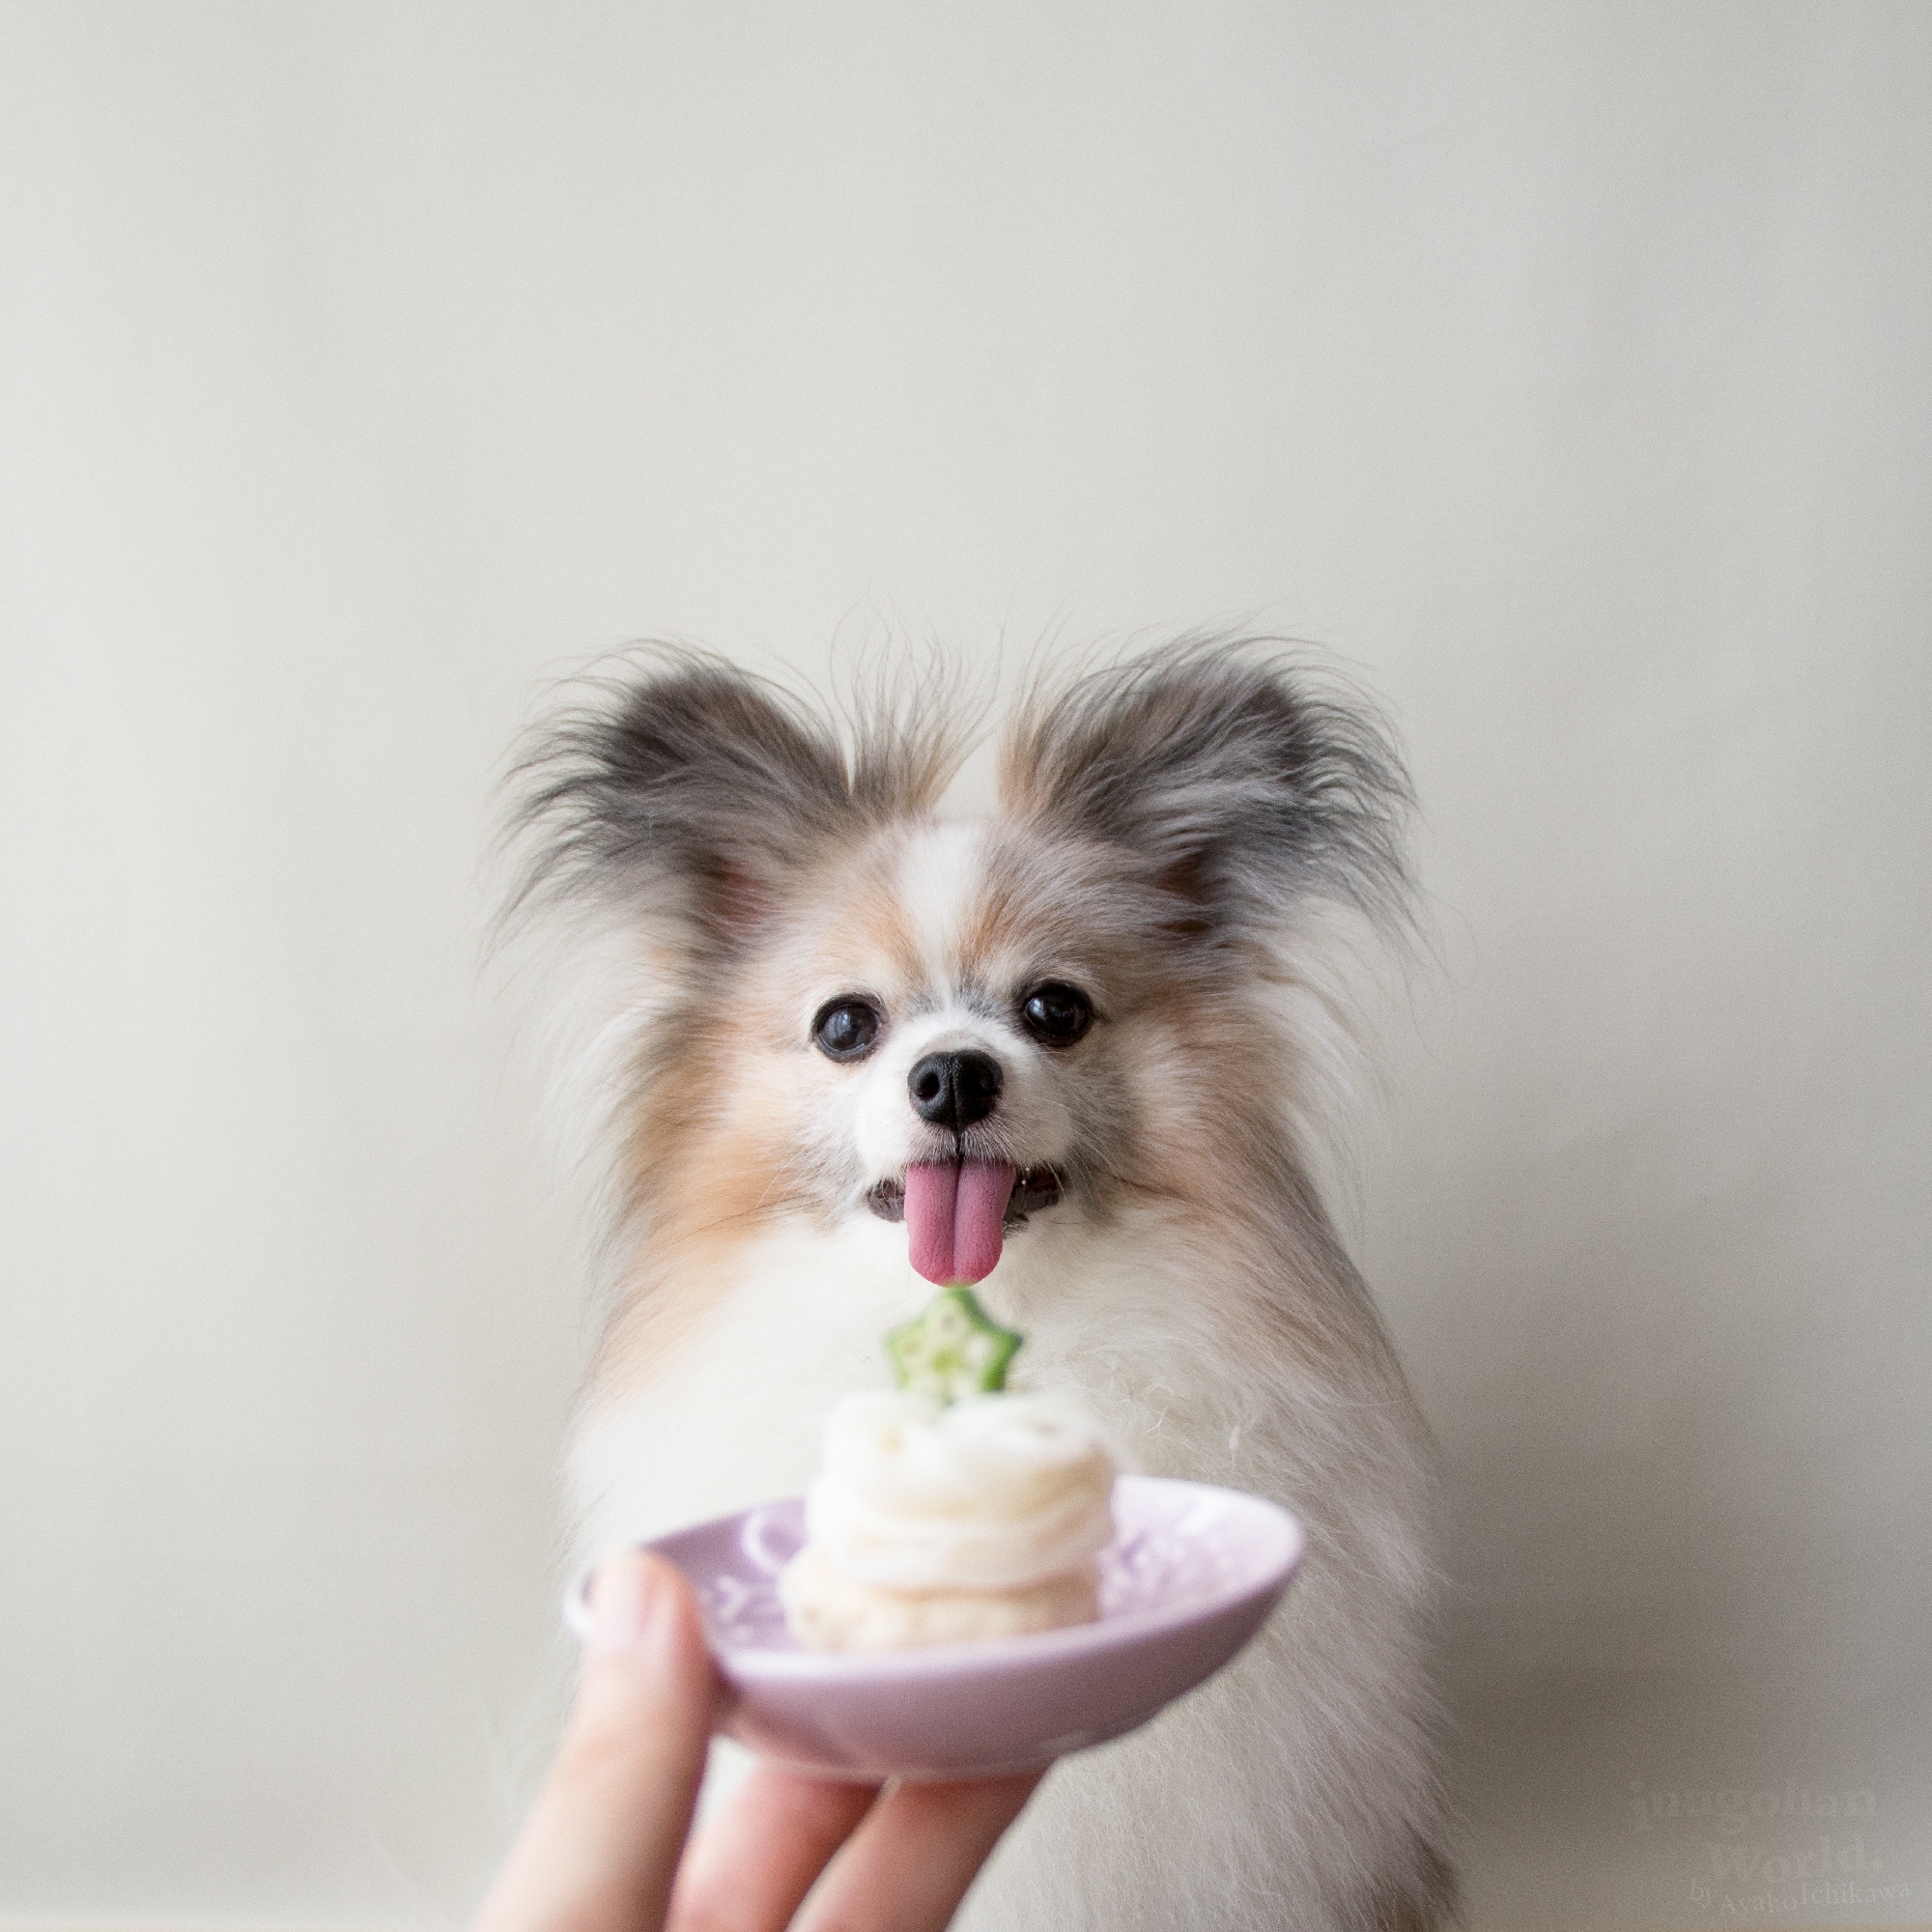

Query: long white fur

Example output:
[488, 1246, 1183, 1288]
[561, 810, 1450, 1932]
[573, 1186, 1444, 1932]
[560, 831, 1453, 1932]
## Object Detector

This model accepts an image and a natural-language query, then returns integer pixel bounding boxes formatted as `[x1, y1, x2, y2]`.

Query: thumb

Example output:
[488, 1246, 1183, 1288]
[475, 1550, 716, 1932]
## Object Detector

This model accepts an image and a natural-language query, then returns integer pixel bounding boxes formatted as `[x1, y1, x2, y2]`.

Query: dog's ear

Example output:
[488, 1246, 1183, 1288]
[503, 654, 866, 957]
[1001, 642, 1412, 946]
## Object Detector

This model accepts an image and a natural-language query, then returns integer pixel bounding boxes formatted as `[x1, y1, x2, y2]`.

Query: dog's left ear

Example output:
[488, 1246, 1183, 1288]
[1001, 643, 1412, 945]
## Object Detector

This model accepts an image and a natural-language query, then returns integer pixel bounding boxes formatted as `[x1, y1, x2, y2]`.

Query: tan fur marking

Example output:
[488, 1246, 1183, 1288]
[587, 1008, 809, 1405]
[807, 846, 925, 992]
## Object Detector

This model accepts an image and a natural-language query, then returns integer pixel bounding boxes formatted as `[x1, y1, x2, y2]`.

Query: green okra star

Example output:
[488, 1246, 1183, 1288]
[885, 1285, 1024, 1405]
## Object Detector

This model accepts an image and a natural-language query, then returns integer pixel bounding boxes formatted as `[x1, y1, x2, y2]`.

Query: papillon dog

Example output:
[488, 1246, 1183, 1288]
[504, 639, 1454, 1931]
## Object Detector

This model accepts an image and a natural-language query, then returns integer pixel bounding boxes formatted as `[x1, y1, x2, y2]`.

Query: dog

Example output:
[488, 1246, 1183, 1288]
[503, 639, 1455, 1931]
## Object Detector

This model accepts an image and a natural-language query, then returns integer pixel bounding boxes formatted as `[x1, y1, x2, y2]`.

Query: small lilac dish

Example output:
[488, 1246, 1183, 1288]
[564, 1475, 1305, 1781]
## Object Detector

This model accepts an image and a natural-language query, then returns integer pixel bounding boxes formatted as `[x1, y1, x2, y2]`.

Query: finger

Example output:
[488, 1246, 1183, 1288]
[791, 1770, 1042, 1932]
[473, 1550, 716, 1932]
[666, 1764, 877, 1932]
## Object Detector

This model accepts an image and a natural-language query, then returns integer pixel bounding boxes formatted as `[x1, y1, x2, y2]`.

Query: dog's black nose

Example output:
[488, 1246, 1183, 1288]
[908, 1050, 1003, 1130]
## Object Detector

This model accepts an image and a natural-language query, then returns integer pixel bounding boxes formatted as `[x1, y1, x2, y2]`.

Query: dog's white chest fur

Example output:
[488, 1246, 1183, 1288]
[570, 1213, 1444, 1932]
[571, 1216, 929, 1550]
[571, 1208, 1244, 1556]
[513, 644, 1452, 1929]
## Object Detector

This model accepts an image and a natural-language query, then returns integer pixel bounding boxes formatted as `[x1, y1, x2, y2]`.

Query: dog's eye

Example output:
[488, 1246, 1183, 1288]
[811, 998, 883, 1062]
[1020, 982, 1094, 1047]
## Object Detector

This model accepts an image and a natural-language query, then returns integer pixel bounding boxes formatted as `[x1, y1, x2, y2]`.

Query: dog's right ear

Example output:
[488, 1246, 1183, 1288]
[500, 654, 859, 958]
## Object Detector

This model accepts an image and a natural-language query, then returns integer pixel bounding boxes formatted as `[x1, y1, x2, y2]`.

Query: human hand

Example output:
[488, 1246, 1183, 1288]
[472, 1549, 1042, 1932]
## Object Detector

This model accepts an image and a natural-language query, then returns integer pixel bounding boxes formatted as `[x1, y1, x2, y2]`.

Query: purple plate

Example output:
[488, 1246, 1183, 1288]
[565, 1475, 1304, 1781]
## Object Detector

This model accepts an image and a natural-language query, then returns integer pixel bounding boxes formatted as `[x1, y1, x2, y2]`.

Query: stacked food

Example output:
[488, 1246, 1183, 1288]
[779, 1288, 1121, 1650]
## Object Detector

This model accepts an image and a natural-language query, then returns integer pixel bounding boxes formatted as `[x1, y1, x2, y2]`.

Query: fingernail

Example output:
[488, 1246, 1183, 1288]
[585, 1550, 663, 1657]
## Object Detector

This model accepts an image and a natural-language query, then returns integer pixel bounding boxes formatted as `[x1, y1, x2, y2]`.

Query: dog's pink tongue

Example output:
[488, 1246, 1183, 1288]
[903, 1160, 1017, 1285]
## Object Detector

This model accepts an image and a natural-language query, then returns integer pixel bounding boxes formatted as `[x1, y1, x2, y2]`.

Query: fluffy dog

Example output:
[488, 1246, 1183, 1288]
[504, 639, 1454, 1932]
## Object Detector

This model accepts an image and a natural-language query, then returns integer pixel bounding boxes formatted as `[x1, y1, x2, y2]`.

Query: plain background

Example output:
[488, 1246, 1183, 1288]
[3, 5, 1928, 1928]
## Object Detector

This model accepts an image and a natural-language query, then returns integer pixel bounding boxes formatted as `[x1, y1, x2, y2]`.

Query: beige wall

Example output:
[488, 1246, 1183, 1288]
[3, 5, 1927, 1927]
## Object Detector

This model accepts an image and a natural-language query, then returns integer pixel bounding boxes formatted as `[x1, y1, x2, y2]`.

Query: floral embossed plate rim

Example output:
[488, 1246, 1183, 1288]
[564, 1476, 1306, 1780]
